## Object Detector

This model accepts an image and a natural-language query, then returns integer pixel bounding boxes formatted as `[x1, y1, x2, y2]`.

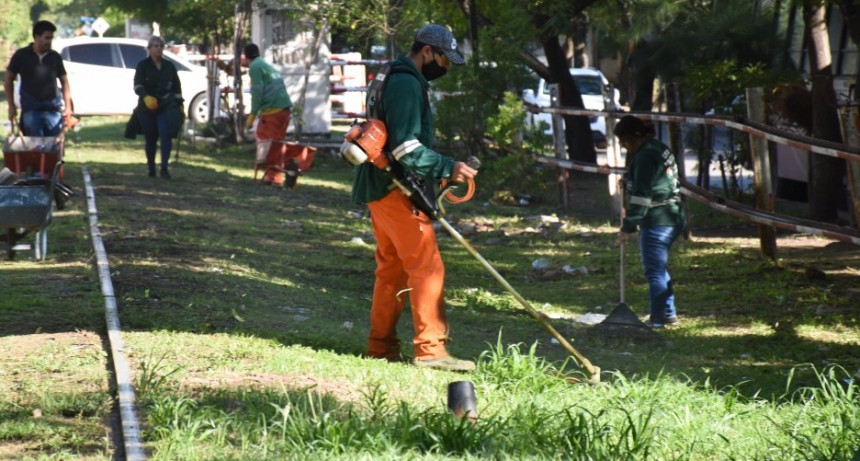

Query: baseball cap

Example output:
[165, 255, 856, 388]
[415, 24, 465, 65]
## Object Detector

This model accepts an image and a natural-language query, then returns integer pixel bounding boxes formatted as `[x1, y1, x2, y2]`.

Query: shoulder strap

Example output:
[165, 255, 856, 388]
[366, 62, 429, 120]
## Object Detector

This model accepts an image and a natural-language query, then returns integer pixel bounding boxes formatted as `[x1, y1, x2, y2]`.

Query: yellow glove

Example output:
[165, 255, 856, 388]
[143, 95, 159, 111]
[245, 114, 256, 130]
[179, 104, 186, 125]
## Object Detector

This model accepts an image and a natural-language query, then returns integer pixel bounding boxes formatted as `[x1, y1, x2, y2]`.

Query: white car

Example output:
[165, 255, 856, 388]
[522, 67, 620, 148]
[52, 37, 212, 123]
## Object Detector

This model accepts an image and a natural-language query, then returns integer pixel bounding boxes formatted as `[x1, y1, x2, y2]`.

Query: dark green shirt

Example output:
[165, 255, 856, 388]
[621, 138, 685, 233]
[351, 55, 454, 204]
[248, 57, 292, 115]
[133, 57, 182, 113]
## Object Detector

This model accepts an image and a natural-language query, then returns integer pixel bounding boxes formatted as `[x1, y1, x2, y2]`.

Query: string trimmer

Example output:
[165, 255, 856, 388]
[340, 119, 600, 383]
[434, 180, 601, 383]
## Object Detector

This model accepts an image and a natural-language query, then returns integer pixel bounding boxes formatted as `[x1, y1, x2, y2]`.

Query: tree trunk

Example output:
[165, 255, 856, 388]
[571, 13, 589, 68]
[294, 18, 328, 140]
[468, 0, 480, 72]
[628, 39, 656, 111]
[387, 0, 404, 59]
[837, 0, 860, 95]
[233, 3, 250, 143]
[540, 29, 596, 163]
[803, 2, 845, 222]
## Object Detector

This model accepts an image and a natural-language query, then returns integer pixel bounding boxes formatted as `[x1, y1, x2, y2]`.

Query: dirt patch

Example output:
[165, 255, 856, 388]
[0, 330, 102, 364]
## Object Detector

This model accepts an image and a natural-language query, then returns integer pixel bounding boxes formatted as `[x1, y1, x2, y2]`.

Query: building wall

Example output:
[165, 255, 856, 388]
[251, 7, 331, 134]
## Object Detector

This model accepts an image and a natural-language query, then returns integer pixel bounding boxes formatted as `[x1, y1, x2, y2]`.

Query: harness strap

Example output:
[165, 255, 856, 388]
[628, 195, 680, 208]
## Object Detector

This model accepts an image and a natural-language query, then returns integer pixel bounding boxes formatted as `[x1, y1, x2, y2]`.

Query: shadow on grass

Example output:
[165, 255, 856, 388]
[2, 133, 859, 402]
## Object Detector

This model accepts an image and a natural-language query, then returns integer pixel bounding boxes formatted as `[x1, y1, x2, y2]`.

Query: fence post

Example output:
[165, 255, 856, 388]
[549, 83, 569, 208]
[746, 87, 778, 259]
[838, 106, 860, 228]
[606, 117, 623, 222]
[665, 83, 692, 239]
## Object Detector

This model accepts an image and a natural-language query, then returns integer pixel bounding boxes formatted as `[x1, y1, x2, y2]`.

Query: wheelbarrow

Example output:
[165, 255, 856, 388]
[253, 140, 316, 189]
[0, 161, 64, 261]
[2, 131, 65, 180]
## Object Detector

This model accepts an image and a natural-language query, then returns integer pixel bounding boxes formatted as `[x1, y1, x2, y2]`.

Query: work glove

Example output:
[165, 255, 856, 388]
[245, 114, 256, 131]
[179, 104, 186, 125]
[143, 95, 159, 111]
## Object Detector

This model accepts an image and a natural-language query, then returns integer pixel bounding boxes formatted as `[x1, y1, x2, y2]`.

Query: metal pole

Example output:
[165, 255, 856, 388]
[606, 115, 622, 221]
[746, 87, 778, 258]
[838, 105, 860, 228]
[549, 84, 569, 208]
[665, 83, 692, 240]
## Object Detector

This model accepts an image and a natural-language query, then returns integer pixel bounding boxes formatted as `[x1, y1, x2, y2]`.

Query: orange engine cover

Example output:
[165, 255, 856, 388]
[345, 119, 389, 169]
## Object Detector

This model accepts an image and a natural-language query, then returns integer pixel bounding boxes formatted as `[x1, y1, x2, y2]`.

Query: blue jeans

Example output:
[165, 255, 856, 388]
[639, 225, 684, 323]
[21, 110, 63, 136]
[137, 109, 173, 172]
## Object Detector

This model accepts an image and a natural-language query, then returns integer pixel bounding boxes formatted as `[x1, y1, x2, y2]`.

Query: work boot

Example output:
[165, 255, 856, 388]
[414, 355, 476, 372]
[160, 169, 171, 179]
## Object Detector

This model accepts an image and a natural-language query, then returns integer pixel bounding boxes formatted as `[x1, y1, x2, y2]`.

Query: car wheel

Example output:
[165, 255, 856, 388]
[189, 93, 209, 124]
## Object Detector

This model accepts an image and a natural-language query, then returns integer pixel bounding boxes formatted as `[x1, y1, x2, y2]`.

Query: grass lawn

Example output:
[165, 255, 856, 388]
[1, 98, 859, 458]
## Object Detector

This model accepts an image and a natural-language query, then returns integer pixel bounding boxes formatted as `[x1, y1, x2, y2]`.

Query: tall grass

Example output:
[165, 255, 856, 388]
[134, 339, 860, 460]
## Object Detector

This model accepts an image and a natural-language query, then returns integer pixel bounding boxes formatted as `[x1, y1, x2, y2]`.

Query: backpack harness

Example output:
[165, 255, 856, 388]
[339, 62, 443, 218]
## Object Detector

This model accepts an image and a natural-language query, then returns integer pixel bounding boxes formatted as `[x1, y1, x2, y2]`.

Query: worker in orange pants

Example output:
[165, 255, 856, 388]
[352, 24, 476, 372]
[366, 188, 449, 362]
[254, 108, 291, 185]
[244, 42, 293, 186]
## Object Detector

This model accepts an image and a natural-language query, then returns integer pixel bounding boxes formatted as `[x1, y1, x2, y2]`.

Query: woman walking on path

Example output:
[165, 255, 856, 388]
[133, 35, 184, 178]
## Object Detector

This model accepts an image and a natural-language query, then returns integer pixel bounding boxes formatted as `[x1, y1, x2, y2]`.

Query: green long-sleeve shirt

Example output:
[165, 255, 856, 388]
[621, 137, 685, 233]
[351, 55, 455, 204]
[248, 58, 292, 115]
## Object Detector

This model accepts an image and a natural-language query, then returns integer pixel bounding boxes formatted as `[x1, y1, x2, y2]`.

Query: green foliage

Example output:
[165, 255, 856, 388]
[485, 91, 526, 151]
[0, 1, 36, 51]
[682, 59, 799, 112]
[478, 335, 568, 392]
[135, 354, 184, 399]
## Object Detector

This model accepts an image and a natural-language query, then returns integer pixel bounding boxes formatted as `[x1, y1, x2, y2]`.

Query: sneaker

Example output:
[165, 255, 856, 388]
[646, 316, 679, 329]
[413, 356, 476, 372]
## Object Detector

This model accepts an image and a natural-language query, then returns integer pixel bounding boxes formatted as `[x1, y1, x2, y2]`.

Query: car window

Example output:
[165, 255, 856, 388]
[574, 76, 603, 95]
[65, 44, 116, 67]
[119, 44, 147, 69]
[541, 75, 604, 96]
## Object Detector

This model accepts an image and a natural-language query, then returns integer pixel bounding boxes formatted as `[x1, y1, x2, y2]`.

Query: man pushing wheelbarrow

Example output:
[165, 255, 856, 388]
[244, 43, 315, 189]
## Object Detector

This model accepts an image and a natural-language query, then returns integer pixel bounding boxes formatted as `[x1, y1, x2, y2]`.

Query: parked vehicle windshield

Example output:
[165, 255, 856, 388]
[542, 75, 603, 96]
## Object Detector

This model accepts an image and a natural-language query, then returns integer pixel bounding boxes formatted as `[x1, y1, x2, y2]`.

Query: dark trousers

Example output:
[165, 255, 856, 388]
[137, 109, 172, 172]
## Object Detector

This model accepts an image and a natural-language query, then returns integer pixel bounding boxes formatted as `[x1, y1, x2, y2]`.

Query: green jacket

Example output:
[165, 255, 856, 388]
[351, 55, 455, 204]
[248, 58, 292, 115]
[621, 137, 685, 233]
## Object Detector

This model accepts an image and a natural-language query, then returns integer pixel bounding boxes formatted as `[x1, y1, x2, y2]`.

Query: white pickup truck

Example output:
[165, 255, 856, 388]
[522, 67, 620, 148]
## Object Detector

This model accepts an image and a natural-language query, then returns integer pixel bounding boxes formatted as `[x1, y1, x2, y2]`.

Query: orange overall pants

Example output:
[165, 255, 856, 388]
[254, 108, 291, 185]
[366, 188, 449, 361]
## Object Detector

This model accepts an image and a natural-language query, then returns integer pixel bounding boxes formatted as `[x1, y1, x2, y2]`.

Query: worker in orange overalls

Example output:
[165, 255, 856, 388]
[351, 25, 478, 372]
[244, 43, 293, 186]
